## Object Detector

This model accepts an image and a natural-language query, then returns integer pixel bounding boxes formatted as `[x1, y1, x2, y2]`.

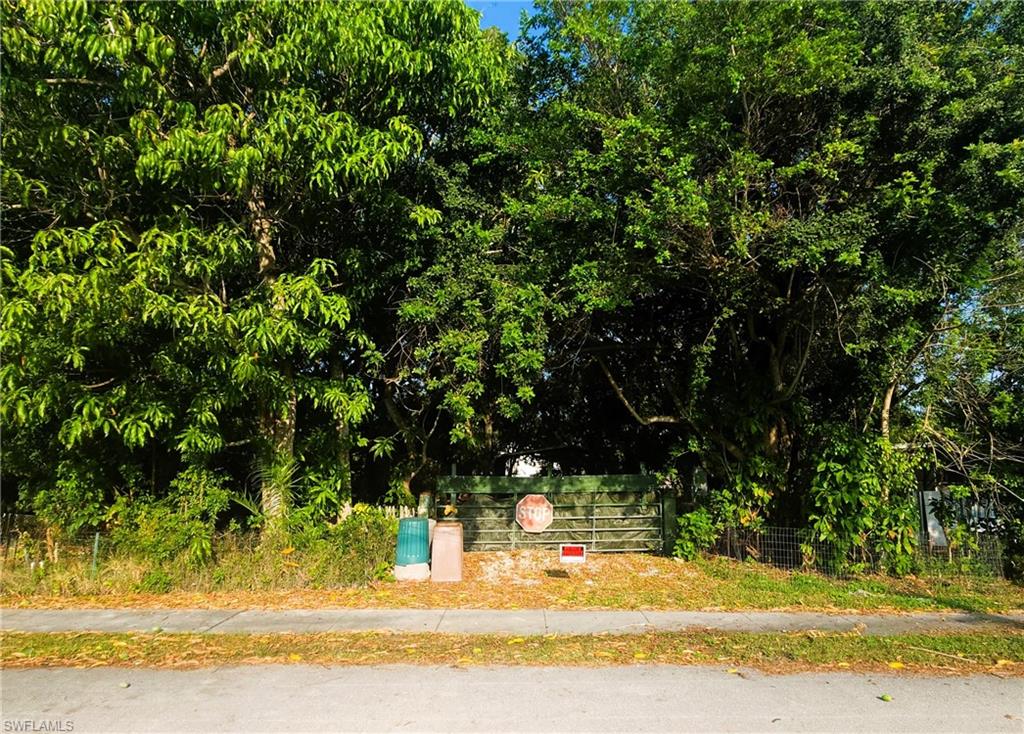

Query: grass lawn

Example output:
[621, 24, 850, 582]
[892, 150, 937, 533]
[3, 551, 1021, 613]
[3, 629, 1021, 675]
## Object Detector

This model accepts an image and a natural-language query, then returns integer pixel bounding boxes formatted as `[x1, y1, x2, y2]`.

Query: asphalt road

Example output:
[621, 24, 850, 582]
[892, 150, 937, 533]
[1, 665, 1021, 733]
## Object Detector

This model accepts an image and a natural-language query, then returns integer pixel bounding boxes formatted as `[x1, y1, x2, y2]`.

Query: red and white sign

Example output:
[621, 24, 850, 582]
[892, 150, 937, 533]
[559, 543, 586, 564]
[515, 494, 553, 533]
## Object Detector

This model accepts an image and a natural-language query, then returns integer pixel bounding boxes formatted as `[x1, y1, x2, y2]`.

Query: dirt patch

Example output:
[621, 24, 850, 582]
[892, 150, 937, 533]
[477, 550, 608, 585]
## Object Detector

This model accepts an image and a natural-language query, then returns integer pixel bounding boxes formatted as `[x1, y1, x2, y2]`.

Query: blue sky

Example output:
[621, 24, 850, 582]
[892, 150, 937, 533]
[466, 0, 534, 39]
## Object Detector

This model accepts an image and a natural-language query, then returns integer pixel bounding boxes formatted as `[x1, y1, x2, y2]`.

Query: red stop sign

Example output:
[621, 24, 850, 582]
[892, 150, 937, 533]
[516, 494, 554, 533]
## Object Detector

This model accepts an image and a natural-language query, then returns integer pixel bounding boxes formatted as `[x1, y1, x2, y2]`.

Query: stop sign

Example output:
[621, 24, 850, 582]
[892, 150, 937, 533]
[515, 494, 554, 533]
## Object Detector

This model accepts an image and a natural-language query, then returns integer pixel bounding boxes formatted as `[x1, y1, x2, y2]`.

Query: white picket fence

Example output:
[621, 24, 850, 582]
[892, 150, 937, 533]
[337, 503, 415, 520]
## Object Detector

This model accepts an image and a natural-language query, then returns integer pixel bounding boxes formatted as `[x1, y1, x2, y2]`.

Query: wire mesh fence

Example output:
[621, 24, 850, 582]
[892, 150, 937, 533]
[1, 514, 109, 575]
[711, 525, 1005, 578]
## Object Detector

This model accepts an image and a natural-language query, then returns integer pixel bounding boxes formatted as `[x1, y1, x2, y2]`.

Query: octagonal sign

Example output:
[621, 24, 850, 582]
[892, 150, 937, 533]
[516, 494, 554, 533]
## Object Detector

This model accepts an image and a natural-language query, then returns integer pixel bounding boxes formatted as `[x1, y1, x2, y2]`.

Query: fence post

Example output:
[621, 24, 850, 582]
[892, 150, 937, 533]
[661, 490, 677, 556]
[91, 532, 100, 578]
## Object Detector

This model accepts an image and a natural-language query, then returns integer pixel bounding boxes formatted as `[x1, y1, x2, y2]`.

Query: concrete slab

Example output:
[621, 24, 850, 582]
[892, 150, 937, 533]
[436, 609, 546, 635]
[155, 610, 241, 633]
[0, 609, 180, 633]
[929, 612, 1024, 632]
[209, 610, 335, 634]
[545, 610, 648, 634]
[839, 612, 1024, 635]
[737, 611, 856, 633]
[324, 609, 445, 633]
[209, 609, 445, 634]
[641, 611, 761, 632]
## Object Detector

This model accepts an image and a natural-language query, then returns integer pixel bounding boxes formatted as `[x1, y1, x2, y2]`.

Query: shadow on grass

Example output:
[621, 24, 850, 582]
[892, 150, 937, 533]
[700, 556, 1024, 616]
[888, 591, 1024, 619]
[882, 572, 1024, 616]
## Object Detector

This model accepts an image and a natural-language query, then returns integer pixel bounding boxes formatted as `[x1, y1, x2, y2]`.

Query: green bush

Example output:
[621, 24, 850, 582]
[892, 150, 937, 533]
[137, 568, 173, 593]
[31, 459, 111, 534]
[674, 508, 719, 561]
[808, 434, 920, 575]
[303, 504, 398, 586]
[108, 467, 230, 567]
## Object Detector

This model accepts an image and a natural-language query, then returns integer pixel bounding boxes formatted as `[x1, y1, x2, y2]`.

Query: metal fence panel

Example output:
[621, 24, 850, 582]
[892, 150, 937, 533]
[437, 475, 666, 553]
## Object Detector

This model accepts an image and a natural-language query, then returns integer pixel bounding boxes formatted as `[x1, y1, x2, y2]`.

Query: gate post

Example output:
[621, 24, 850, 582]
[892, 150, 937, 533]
[661, 490, 677, 556]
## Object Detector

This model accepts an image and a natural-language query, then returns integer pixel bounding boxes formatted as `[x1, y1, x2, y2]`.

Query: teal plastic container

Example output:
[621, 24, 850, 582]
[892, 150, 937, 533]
[396, 517, 430, 566]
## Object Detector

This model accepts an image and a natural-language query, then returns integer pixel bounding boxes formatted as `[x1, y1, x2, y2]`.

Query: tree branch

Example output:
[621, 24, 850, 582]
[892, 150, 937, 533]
[42, 78, 113, 88]
[596, 357, 681, 426]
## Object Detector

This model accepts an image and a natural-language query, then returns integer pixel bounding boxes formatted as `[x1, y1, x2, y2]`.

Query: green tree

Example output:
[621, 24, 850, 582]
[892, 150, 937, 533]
[486, 0, 1023, 560]
[2, 0, 509, 530]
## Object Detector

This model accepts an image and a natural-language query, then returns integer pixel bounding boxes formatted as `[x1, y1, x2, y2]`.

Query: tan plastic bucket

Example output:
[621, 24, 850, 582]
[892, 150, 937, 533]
[431, 521, 463, 582]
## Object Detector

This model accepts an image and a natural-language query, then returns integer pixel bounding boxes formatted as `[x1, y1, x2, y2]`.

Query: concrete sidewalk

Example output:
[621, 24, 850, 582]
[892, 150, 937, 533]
[3, 607, 1023, 636]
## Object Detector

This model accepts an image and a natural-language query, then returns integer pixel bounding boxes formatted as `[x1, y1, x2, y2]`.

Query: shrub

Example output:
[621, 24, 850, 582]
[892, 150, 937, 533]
[137, 568, 173, 593]
[674, 508, 719, 561]
[108, 467, 230, 567]
[303, 504, 398, 586]
[31, 459, 110, 534]
[808, 434, 920, 575]
[5, 502, 399, 595]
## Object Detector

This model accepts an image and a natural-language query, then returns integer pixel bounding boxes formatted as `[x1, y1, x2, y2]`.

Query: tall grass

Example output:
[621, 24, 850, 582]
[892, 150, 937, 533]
[1, 510, 398, 597]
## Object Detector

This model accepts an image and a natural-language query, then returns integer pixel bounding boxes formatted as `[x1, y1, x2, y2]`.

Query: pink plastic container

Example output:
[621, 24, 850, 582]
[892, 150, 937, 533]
[430, 521, 464, 582]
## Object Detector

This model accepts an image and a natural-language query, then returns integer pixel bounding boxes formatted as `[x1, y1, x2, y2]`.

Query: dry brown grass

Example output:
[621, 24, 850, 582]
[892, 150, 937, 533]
[4, 550, 1022, 614]
[3, 629, 1021, 675]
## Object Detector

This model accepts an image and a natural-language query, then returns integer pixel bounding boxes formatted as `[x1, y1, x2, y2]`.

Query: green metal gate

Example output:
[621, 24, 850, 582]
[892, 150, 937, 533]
[435, 475, 676, 554]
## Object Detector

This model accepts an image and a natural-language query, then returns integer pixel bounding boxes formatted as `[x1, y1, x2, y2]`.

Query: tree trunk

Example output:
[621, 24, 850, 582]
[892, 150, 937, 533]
[878, 380, 898, 504]
[330, 355, 352, 519]
[258, 378, 296, 521]
[880, 380, 897, 440]
[249, 187, 295, 526]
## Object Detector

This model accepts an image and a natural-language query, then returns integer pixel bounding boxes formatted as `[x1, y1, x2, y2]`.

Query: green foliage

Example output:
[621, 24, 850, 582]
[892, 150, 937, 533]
[1, 0, 1021, 575]
[308, 505, 399, 585]
[137, 568, 173, 594]
[1, 0, 511, 530]
[673, 508, 719, 561]
[711, 459, 780, 531]
[809, 435, 921, 574]
[29, 459, 110, 534]
[491, 0, 1023, 569]
[279, 502, 398, 585]
[108, 467, 230, 567]
[1002, 517, 1024, 581]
